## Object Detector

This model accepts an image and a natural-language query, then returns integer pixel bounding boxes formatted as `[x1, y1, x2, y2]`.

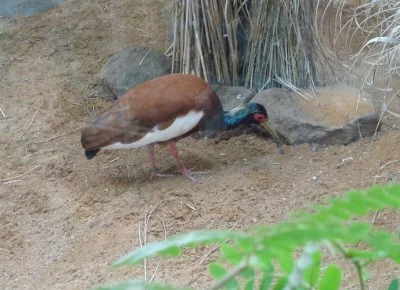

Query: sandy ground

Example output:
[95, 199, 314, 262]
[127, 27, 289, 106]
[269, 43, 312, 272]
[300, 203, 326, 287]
[0, 1, 399, 289]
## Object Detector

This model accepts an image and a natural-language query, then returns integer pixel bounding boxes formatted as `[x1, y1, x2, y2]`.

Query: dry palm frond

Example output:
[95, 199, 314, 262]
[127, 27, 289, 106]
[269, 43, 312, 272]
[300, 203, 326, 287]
[170, 0, 329, 97]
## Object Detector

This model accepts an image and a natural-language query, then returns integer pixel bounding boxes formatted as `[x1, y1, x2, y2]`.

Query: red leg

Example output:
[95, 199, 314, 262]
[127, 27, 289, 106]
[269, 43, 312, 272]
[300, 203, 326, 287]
[147, 144, 173, 181]
[168, 141, 209, 181]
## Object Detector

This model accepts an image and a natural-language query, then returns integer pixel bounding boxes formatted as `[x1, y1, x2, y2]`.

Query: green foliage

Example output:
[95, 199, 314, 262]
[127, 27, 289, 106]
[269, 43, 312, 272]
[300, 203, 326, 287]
[220, 244, 241, 266]
[209, 263, 227, 280]
[317, 265, 341, 290]
[388, 279, 399, 290]
[113, 231, 246, 268]
[94, 280, 189, 290]
[99, 184, 400, 290]
[303, 251, 321, 287]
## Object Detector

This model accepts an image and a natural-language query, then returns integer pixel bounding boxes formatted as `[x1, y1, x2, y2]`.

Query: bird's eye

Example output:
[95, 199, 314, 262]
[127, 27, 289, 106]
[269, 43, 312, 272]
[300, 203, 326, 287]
[252, 113, 266, 123]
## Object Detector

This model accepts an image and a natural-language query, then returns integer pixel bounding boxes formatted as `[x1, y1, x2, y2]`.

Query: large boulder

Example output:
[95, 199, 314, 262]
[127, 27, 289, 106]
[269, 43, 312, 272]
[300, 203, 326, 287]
[251, 85, 379, 145]
[98, 46, 171, 98]
[0, 0, 66, 17]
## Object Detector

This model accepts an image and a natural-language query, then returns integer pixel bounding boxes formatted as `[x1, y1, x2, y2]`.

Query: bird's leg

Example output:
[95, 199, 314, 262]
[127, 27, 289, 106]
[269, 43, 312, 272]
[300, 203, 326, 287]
[168, 141, 209, 181]
[147, 144, 173, 181]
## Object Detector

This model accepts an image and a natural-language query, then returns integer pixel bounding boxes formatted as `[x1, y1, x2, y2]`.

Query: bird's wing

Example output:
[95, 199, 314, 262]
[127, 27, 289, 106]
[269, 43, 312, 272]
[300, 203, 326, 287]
[80, 101, 152, 150]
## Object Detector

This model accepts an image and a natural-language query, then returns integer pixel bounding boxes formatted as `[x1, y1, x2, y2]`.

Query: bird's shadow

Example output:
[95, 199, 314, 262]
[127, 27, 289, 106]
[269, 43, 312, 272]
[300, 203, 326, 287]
[104, 157, 213, 186]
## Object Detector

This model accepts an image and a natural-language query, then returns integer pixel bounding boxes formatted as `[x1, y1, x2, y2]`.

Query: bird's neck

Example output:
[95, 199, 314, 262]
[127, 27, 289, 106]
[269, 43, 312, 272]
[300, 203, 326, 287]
[223, 110, 248, 129]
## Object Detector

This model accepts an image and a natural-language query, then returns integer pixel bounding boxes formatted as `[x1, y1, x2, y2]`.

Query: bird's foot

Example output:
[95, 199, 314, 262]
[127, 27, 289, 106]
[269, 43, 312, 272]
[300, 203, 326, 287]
[179, 167, 210, 181]
[149, 168, 174, 182]
[167, 142, 209, 181]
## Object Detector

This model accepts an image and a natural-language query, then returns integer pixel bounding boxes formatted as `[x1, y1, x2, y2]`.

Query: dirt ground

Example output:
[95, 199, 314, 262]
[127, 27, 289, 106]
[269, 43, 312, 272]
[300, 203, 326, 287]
[0, 0, 399, 289]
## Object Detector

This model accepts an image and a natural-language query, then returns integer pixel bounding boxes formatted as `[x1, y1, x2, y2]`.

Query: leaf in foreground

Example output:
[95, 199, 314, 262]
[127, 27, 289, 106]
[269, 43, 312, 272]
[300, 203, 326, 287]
[318, 264, 341, 290]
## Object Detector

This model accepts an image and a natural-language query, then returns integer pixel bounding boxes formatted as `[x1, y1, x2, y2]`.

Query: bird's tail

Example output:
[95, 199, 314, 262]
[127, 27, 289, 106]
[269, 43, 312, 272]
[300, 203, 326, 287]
[85, 149, 100, 159]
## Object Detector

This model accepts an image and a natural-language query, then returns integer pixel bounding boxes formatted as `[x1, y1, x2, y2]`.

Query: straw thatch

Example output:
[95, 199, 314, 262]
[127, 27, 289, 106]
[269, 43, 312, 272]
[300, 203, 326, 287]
[170, 0, 329, 95]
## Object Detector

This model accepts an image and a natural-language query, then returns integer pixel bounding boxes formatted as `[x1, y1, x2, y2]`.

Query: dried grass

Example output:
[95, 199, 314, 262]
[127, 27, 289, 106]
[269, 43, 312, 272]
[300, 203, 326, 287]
[170, 0, 328, 95]
[317, 0, 400, 102]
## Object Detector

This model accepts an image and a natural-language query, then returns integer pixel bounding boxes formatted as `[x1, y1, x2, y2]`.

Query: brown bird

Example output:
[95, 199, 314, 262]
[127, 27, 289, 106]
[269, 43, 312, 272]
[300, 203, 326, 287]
[81, 73, 280, 180]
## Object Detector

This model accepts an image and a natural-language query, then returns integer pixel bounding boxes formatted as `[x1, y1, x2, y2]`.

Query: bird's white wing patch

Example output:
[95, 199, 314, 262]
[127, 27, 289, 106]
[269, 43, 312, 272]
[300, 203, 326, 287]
[102, 110, 204, 150]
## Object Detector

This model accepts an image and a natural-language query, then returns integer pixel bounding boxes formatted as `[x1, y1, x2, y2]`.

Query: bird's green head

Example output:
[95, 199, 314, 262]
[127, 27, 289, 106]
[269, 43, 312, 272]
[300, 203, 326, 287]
[224, 102, 281, 144]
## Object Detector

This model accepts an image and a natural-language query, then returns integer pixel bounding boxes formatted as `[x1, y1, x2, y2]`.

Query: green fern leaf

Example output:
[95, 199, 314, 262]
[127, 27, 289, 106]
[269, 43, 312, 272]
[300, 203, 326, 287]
[260, 272, 273, 290]
[158, 246, 181, 257]
[244, 278, 254, 290]
[240, 267, 255, 279]
[226, 278, 239, 290]
[237, 237, 254, 254]
[318, 265, 341, 290]
[209, 262, 226, 280]
[209, 263, 239, 289]
[220, 243, 242, 266]
[249, 251, 273, 272]
[272, 277, 287, 290]
[113, 230, 246, 267]
[274, 248, 294, 274]
[303, 251, 321, 288]
[388, 279, 399, 290]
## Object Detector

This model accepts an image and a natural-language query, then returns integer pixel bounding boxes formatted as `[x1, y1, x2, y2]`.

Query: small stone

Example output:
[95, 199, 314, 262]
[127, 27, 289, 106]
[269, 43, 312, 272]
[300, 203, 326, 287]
[311, 144, 319, 152]
[312, 176, 318, 181]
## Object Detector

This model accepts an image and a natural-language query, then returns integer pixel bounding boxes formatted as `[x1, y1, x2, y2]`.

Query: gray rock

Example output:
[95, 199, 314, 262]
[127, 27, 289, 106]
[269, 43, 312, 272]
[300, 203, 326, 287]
[162, 3, 174, 50]
[212, 85, 256, 111]
[0, 0, 66, 17]
[98, 46, 171, 98]
[251, 85, 379, 145]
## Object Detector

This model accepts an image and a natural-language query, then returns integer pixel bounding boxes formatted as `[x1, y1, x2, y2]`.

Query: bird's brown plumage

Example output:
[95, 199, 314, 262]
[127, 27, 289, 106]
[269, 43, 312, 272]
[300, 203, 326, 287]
[81, 74, 224, 151]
